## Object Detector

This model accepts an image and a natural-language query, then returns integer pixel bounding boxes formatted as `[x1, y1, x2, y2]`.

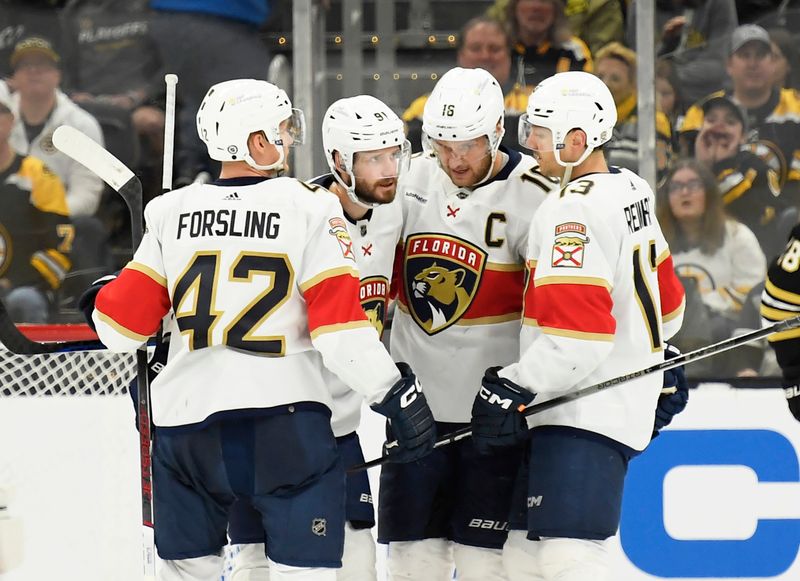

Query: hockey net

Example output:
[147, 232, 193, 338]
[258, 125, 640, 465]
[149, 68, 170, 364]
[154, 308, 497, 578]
[0, 324, 143, 580]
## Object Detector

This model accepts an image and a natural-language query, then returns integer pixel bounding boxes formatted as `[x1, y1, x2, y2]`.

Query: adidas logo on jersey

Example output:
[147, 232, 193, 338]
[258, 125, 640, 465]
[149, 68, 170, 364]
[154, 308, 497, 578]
[223, 192, 241, 201]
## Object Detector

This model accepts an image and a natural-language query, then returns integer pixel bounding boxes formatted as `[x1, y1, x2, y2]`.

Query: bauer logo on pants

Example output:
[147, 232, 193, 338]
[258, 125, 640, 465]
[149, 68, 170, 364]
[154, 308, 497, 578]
[403, 233, 486, 335]
[552, 222, 589, 268]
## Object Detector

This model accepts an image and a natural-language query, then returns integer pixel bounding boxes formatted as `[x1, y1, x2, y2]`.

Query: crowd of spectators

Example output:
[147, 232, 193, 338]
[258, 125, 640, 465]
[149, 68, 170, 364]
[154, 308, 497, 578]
[2, 0, 800, 382]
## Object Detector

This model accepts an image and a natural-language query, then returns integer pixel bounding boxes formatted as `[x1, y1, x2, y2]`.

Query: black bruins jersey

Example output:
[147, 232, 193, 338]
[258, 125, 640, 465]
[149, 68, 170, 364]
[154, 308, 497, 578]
[761, 223, 800, 380]
[0, 154, 73, 289]
[713, 149, 786, 256]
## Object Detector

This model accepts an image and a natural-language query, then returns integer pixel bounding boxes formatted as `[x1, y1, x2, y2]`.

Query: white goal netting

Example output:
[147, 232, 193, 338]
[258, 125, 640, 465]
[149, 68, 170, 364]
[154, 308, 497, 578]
[0, 325, 142, 581]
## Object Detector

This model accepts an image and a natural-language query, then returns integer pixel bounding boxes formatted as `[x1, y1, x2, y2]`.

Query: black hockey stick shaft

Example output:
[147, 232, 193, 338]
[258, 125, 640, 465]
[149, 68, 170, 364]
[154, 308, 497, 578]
[352, 315, 800, 472]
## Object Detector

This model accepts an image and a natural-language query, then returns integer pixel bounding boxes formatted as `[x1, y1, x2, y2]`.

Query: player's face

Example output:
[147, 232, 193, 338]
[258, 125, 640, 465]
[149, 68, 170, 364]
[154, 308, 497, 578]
[668, 167, 707, 222]
[351, 145, 404, 204]
[458, 23, 511, 85]
[727, 42, 774, 92]
[432, 136, 493, 187]
[524, 124, 563, 178]
[596, 57, 634, 105]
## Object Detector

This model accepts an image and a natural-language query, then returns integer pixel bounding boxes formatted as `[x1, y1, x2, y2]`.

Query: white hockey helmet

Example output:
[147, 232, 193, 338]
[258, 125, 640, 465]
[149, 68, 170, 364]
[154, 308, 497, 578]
[422, 67, 505, 183]
[322, 95, 411, 208]
[518, 71, 616, 168]
[196, 78, 305, 172]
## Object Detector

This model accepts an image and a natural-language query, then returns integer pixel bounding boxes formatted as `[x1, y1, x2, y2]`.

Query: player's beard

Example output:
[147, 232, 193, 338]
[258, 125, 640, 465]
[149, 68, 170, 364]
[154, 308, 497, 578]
[354, 176, 397, 205]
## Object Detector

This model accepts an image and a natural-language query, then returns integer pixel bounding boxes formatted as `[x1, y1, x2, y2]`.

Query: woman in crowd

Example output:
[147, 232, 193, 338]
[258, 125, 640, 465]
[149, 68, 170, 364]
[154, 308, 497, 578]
[657, 159, 766, 376]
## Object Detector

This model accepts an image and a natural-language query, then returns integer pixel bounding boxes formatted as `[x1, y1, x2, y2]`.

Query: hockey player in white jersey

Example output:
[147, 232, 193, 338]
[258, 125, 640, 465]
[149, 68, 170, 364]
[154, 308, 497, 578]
[470, 71, 686, 581]
[381, 67, 559, 580]
[226, 94, 409, 581]
[87, 79, 435, 581]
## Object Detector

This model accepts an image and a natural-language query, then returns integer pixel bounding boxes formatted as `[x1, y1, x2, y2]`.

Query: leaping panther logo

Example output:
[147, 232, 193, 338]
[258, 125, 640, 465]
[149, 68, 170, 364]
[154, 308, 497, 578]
[360, 275, 389, 338]
[403, 234, 486, 335]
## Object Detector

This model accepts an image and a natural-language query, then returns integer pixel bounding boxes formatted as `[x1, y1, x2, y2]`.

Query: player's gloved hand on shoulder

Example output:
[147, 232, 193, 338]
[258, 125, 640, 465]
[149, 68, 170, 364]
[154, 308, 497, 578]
[653, 344, 689, 434]
[471, 367, 534, 455]
[77, 272, 119, 331]
[370, 362, 436, 463]
[783, 381, 800, 422]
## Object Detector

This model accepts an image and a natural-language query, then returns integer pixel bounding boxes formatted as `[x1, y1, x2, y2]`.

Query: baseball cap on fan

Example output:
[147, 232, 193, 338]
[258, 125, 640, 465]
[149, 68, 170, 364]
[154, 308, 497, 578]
[10, 36, 61, 70]
[729, 24, 771, 55]
[701, 94, 748, 133]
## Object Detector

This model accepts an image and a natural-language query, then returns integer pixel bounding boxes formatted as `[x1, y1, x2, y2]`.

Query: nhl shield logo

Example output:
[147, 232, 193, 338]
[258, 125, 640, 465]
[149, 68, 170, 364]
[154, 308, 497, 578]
[404, 233, 486, 335]
[312, 518, 327, 537]
[360, 275, 389, 339]
[551, 222, 589, 268]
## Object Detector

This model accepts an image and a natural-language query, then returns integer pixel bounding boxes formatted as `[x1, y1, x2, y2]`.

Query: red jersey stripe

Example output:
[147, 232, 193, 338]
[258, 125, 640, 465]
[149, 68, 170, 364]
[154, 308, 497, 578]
[304, 272, 368, 334]
[462, 267, 525, 320]
[534, 282, 616, 337]
[95, 268, 170, 338]
[657, 255, 685, 321]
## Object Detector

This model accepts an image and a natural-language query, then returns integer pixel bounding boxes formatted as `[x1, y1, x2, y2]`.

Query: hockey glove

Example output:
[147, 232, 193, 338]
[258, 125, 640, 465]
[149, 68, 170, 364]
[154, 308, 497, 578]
[77, 272, 119, 331]
[471, 367, 534, 455]
[654, 344, 689, 433]
[783, 383, 800, 422]
[370, 362, 436, 463]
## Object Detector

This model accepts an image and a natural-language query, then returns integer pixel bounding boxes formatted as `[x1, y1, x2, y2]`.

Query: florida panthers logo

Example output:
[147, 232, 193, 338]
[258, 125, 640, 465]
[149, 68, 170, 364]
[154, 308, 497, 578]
[404, 234, 486, 335]
[360, 275, 389, 338]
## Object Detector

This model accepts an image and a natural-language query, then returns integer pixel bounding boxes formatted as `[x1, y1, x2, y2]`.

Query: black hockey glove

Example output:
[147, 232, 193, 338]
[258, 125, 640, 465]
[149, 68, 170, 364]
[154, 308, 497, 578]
[653, 344, 689, 433]
[471, 367, 534, 455]
[370, 362, 436, 463]
[783, 383, 800, 422]
[77, 272, 119, 331]
[128, 332, 170, 433]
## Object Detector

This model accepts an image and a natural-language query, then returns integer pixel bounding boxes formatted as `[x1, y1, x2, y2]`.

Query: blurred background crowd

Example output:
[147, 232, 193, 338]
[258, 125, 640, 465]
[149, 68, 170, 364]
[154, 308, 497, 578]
[1, 0, 799, 384]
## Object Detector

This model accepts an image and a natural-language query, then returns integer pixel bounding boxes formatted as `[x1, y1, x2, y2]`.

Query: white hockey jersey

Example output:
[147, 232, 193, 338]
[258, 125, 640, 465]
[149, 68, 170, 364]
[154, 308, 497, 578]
[391, 147, 558, 423]
[310, 174, 404, 436]
[500, 167, 686, 451]
[92, 176, 401, 429]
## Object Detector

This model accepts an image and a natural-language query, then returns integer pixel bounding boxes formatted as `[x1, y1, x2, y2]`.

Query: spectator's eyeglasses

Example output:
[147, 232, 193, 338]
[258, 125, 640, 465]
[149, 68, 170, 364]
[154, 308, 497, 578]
[668, 179, 704, 194]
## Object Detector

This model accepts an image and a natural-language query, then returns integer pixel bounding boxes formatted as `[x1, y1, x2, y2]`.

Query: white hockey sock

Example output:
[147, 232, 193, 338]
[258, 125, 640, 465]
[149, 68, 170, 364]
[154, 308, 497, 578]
[339, 523, 377, 581]
[453, 542, 507, 581]
[268, 558, 337, 581]
[387, 538, 454, 580]
[502, 531, 545, 581]
[537, 536, 610, 581]
[159, 554, 223, 581]
[228, 543, 269, 581]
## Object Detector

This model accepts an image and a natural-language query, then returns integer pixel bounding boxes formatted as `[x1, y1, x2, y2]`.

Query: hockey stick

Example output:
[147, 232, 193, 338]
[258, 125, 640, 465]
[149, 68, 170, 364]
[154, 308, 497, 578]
[0, 127, 143, 355]
[352, 315, 800, 472]
[51, 123, 157, 579]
